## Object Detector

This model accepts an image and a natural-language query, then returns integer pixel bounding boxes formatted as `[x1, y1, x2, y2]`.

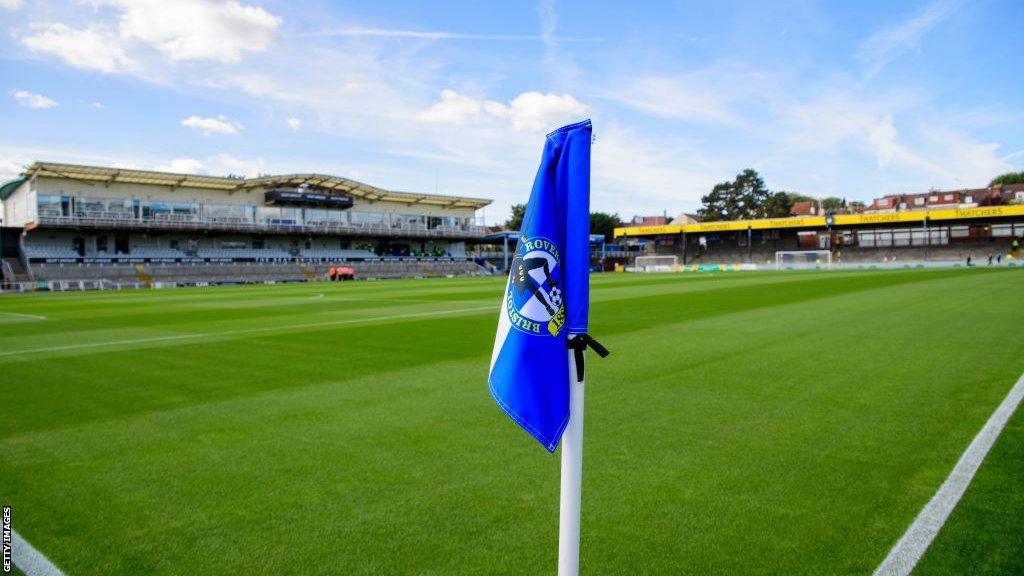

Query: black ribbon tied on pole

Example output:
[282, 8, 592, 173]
[567, 334, 609, 382]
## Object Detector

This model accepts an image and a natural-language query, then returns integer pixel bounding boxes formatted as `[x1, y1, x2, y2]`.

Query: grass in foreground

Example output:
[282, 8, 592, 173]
[914, 392, 1024, 575]
[0, 268, 1022, 575]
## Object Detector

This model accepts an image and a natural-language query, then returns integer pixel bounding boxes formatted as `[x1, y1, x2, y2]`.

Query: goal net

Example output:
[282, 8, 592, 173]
[775, 250, 832, 270]
[633, 255, 679, 273]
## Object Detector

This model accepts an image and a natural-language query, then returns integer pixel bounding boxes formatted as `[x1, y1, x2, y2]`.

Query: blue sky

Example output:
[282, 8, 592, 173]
[1, 0, 1022, 223]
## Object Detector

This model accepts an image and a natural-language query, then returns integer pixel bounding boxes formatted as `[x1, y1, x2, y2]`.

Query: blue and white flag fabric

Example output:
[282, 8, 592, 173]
[488, 119, 593, 452]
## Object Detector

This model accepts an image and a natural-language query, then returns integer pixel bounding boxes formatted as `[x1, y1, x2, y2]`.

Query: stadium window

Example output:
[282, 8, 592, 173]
[964, 196, 973, 203]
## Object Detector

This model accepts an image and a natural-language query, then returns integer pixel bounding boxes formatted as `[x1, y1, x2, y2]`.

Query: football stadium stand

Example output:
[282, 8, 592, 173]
[614, 200, 1024, 271]
[0, 162, 495, 289]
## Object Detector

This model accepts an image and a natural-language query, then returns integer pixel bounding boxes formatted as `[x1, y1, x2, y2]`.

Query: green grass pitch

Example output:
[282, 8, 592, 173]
[1, 268, 1022, 575]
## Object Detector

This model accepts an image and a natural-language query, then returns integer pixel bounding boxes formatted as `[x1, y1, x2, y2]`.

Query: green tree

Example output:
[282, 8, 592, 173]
[737, 169, 772, 218]
[763, 192, 794, 218]
[849, 200, 866, 213]
[505, 203, 526, 230]
[698, 181, 733, 221]
[698, 169, 772, 221]
[589, 212, 622, 241]
[821, 197, 847, 214]
[990, 172, 1024, 186]
[784, 192, 815, 204]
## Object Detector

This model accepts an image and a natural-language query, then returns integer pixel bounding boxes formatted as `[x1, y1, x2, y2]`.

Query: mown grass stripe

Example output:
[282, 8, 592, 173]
[0, 304, 493, 359]
[874, 371, 1024, 576]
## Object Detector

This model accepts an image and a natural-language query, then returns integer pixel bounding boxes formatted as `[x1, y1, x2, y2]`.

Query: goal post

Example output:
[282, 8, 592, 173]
[775, 250, 832, 270]
[633, 255, 679, 273]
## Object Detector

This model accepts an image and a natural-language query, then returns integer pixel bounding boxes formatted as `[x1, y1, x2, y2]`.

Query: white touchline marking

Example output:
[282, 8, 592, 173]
[0, 311, 47, 320]
[873, 370, 1024, 576]
[12, 530, 65, 576]
[0, 304, 493, 358]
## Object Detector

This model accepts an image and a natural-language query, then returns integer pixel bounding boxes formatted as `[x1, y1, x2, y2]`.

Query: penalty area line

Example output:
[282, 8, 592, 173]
[0, 311, 47, 321]
[0, 304, 493, 358]
[873, 370, 1024, 576]
[12, 530, 65, 576]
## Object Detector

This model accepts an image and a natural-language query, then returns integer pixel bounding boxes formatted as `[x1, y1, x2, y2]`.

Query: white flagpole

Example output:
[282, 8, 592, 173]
[558, 347, 585, 576]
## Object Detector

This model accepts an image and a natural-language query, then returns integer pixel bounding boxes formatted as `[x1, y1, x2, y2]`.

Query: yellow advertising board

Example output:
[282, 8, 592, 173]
[746, 217, 826, 230]
[832, 212, 924, 225]
[927, 205, 1024, 221]
[614, 204, 1024, 238]
[613, 225, 682, 237]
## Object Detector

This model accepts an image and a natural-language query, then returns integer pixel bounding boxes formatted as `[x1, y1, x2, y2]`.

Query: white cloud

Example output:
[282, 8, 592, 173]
[300, 28, 545, 41]
[156, 158, 206, 173]
[919, 127, 1014, 186]
[610, 76, 741, 125]
[490, 92, 589, 131]
[537, 0, 557, 59]
[206, 153, 265, 176]
[180, 114, 243, 135]
[867, 114, 941, 172]
[21, 23, 138, 74]
[0, 0, 23, 10]
[0, 156, 28, 181]
[12, 90, 57, 109]
[103, 0, 281, 64]
[417, 90, 485, 125]
[286, 117, 302, 130]
[418, 90, 588, 131]
[92, 101, 104, 109]
[592, 124, 726, 212]
[857, 0, 964, 75]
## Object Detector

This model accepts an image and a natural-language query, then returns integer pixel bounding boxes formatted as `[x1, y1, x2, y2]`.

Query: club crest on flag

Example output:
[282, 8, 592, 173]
[489, 119, 593, 453]
[506, 236, 565, 338]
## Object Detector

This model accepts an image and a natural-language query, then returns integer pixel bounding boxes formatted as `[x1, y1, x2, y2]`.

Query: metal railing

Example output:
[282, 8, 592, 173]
[34, 214, 488, 239]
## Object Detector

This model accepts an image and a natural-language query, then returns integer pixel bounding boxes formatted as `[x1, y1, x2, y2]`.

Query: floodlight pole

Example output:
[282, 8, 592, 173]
[747, 225, 752, 263]
[558, 347, 585, 576]
[923, 216, 929, 261]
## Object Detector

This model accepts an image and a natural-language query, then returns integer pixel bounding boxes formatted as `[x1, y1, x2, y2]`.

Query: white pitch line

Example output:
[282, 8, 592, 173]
[12, 530, 65, 576]
[0, 311, 47, 320]
[873, 370, 1024, 576]
[0, 304, 493, 358]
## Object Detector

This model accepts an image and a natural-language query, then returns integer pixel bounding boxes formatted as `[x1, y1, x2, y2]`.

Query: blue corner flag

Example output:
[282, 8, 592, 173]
[488, 119, 593, 452]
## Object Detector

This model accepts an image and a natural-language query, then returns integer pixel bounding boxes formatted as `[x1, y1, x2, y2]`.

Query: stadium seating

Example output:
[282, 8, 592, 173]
[30, 263, 141, 281]
[128, 246, 188, 259]
[308, 260, 483, 279]
[147, 262, 309, 284]
[297, 248, 378, 260]
[196, 247, 293, 260]
[27, 258, 487, 285]
[23, 245, 80, 260]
